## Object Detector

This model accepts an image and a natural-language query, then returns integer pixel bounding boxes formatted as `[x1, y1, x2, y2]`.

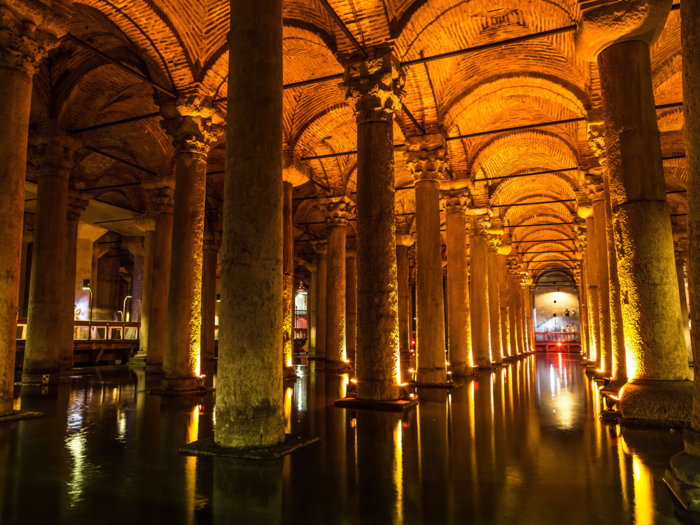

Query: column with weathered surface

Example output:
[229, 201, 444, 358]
[343, 49, 405, 401]
[487, 235, 503, 363]
[409, 134, 448, 384]
[143, 178, 175, 373]
[585, 214, 601, 368]
[523, 283, 534, 353]
[443, 194, 471, 375]
[201, 223, 221, 364]
[320, 197, 353, 371]
[124, 237, 145, 322]
[311, 241, 327, 361]
[675, 244, 692, 362]
[130, 217, 155, 362]
[579, 1, 689, 421]
[346, 250, 357, 364]
[0, 0, 69, 416]
[396, 235, 415, 374]
[305, 262, 318, 354]
[507, 260, 522, 356]
[470, 216, 492, 368]
[23, 127, 80, 384]
[161, 85, 220, 392]
[666, 1, 700, 506]
[514, 270, 526, 355]
[58, 192, 91, 372]
[497, 242, 512, 358]
[215, 0, 285, 448]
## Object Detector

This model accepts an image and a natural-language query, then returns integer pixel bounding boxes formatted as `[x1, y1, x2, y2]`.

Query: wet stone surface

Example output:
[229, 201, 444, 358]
[0, 354, 691, 524]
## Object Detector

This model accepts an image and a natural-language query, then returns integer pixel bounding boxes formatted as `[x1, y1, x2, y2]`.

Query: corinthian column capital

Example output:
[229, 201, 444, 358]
[142, 177, 175, 215]
[441, 189, 470, 214]
[342, 47, 405, 125]
[319, 196, 355, 226]
[406, 133, 448, 182]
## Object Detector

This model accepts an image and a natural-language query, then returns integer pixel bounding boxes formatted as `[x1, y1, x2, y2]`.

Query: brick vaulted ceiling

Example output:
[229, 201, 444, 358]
[29, 0, 685, 275]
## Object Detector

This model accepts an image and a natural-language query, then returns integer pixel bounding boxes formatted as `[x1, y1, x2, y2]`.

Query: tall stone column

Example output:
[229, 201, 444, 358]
[23, 127, 81, 385]
[0, 0, 69, 416]
[507, 264, 519, 356]
[470, 216, 492, 368]
[523, 283, 534, 353]
[497, 244, 512, 359]
[575, 221, 592, 362]
[443, 194, 471, 375]
[320, 197, 352, 371]
[201, 225, 221, 364]
[131, 217, 154, 360]
[514, 270, 526, 355]
[311, 241, 327, 361]
[74, 223, 107, 321]
[215, 0, 285, 448]
[343, 49, 404, 401]
[161, 85, 220, 392]
[396, 235, 414, 374]
[304, 262, 318, 353]
[18, 214, 34, 318]
[578, 3, 689, 420]
[124, 237, 145, 322]
[487, 236, 503, 363]
[675, 246, 692, 362]
[58, 192, 91, 372]
[346, 250, 357, 364]
[408, 133, 448, 384]
[143, 178, 175, 373]
[585, 214, 601, 368]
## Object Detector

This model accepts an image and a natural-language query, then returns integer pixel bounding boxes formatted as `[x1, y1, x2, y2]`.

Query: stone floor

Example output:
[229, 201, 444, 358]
[0, 354, 690, 524]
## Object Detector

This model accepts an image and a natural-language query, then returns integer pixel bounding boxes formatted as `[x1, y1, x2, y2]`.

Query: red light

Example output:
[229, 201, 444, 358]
[557, 343, 562, 347]
[411, 339, 416, 346]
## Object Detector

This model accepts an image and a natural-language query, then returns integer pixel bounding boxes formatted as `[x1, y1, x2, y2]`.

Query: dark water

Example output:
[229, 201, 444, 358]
[0, 354, 689, 524]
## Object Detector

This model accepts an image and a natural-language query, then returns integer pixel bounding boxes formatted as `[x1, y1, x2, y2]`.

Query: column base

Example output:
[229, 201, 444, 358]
[152, 376, 212, 396]
[416, 367, 449, 384]
[20, 368, 59, 385]
[325, 360, 352, 372]
[665, 433, 700, 514]
[181, 434, 320, 460]
[409, 380, 462, 389]
[283, 366, 298, 381]
[601, 378, 627, 397]
[334, 396, 418, 412]
[0, 410, 43, 423]
[618, 379, 692, 426]
[452, 362, 472, 377]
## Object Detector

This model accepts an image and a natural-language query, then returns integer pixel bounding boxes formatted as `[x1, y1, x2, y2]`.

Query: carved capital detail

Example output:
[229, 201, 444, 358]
[319, 196, 355, 226]
[0, 0, 71, 76]
[143, 177, 175, 215]
[67, 190, 91, 222]
[342, 49, 405, 125]
[28, 124, 82, 180]
[584, 170, 605, 202]
[406, 134, 447, 182]
[472, 215, 491, 236]
[441, 190, 470, 214]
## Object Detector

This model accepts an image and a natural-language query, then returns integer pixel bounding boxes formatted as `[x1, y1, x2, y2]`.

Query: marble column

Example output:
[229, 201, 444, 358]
[507, 265, 519, 356]
[311, 241, 327, 361]
[409, 134, 448, 384]
[590, 185, 612, 376]
[216, 0, 285, 448]
[497, 248, 512, 358]
[18, 214, 34, 318]
[585, 214, 601, 368]
[343, 49, 404, 400]
[443, 196, 471, 375]
[143, 178, 175, 373]
[23, 127, 80, 385]
[305, 262, 318, 354]
[161, 86, 220, 392]
[487, 238, 503, 363]
[675, 248, 691, 363]
[201, 226, 221, 364]
[0, 0, 68, 415]
[513, 271, 526, 355]
[132, 218, 155, 360]
[597, 36, 689, 420]
[124, 237, 145, 322]
[523, 284, 534, 353]
[470, 216, 492, 368]
[396, 235, 414, 375]
[282, 182, 294, 372]
[346, 250, 357, 364]
[575, 261, 590, 360]
[58, 192, 91, 372]
[320, 197, 352, 371]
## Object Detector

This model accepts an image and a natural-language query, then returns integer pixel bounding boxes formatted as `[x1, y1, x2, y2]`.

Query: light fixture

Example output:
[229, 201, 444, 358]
[216, 293, 221, 303]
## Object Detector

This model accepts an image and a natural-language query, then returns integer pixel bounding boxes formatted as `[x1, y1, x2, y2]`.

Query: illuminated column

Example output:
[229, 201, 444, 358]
[23, 127, 80, 385]
[409, 134, 448, 384]
[143, 178, 175, 373]
[343, 49, 404, 400]
[674, 245, 691, 362]
[216, 0, 285, 448]
[161, 86, 220, 392]
[320, 197, 352, 370]
[470, 215, 492, 368]
[58, 192, 91, 372]
[574, 260, 590, 360]
[132, 217, 155, 360]
[523, 283, 534, 353]
[396, 235, 414, 373]
[497, 243, 512, 358]
[0, 0, 68, 416]
[575, 221, 592, 362]
[585, 214, 601, 368]
[346, 250, 357, 364]
[18, 214, 34, 318]
[514, 270, 526, 355]
[507, 263, 520, 356]
[443, 194, 471, 375]
[305, 262, 318, 353]
[311, 240, 327, 361]
[487, 235, 503, 363]
[201, 224, 221, 364]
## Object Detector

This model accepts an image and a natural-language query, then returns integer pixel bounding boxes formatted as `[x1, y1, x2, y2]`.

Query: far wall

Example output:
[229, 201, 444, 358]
[533, 285, 580, 333]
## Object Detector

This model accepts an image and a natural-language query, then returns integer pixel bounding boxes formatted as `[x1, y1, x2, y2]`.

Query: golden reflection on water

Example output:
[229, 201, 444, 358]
[284, 386, 293, 434]
[393, 419, 403, 525]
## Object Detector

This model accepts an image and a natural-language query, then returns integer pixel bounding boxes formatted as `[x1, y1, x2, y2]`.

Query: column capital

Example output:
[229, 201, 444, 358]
[28, 123, 83, 180]
[319, 196, 355, 226]
[406, 134, 448, 182]
[67, 190, 91, 222]
[311, 239, 327, 258]
[203, 229, 222, 255]
[77, 222, 107, 242]
[583, 170, 606, 202]
[342, 47, 405, 125]
[471, 215, 491, 236]
[124, 237, 145, 257]
[345, 249, 357, 259]
[440, 190, 470, 214]
[586, 117, 607, 160]
[142, 177, 175, 215]
[396, 233, 416, 247]
[0, 0, 71, 76]
[576, 0, 673, 62]
[160, 83, 223, 157]
[282, 153, 311, 187]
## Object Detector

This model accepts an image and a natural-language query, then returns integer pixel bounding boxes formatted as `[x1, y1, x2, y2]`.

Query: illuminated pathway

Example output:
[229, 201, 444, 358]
[0, 355, 688, 524]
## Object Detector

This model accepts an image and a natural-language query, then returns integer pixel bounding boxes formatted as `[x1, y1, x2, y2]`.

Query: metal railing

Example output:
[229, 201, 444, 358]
[16, 318, 140, 341]
[534, 332, 581, 343]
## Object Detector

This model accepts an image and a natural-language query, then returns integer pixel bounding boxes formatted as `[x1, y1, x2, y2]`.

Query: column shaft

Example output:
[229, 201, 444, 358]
[445, 210, 470, 375]
[315, 249, 327, 360]
[514, 278, 525, 356]
[346, 252, 357, 364]
[586, 215, 601, 366]
[508, 272, 519, 356]
[325, 222, 347, 369]
[415, 180, 447, 382]
[201, 247, 218, 362]
[147, 210, 174, 372]
[487, 247, 502, 363]
[217, 0, 285, 447]
[497, 254, 510, 358]
[282, 182, 294, 369]
[58, 211, 80, 372]
[470, 228, 491, 367]
[593, 197, 612, 375]
[397, 245, 411, 367]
